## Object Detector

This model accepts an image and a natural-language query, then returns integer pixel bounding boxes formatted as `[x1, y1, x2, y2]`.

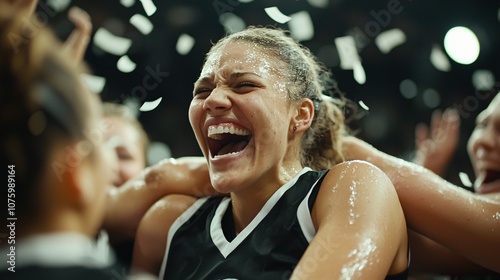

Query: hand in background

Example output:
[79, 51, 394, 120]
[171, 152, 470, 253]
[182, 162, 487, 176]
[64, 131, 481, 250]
[62, 6, 92, 64]
[413, 108, 461, 177]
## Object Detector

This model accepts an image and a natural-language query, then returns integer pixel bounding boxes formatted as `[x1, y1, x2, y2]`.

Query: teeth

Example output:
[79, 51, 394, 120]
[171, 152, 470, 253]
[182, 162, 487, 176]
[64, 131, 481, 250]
[208, 124, 250, 139]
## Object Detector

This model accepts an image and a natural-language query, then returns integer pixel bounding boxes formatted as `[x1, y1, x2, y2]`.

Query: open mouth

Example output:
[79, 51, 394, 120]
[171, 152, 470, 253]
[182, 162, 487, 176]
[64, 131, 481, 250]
[207, 123, 251, 158]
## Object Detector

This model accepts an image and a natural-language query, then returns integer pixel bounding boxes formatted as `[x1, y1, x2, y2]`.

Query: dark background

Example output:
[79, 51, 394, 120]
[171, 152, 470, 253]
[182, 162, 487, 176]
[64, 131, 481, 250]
[43, 0, 499, 186]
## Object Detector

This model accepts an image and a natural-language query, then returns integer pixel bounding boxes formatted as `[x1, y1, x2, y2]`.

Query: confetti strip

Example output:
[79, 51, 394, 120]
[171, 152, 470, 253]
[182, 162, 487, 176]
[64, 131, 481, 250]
[288, 11, 314, 41]
[93, 28, 132, 56]
[375, 28, 406, 54]
[459, 172, 473, 188]
[120, 0, 135, 8]
[176, 34, 195, 55]
[264, 7, 291, 24]
[353, 61, 366, 85]
[130, 14, 154, 35]
[140, 97, 163, 112]
[358, 100, 369, 111]
[80, 74, 106, 94]
[140, 0, 157, 16]
[430, 45, 451, 72]
[334, 36, 360, 70]
[117, 55, 137, 73]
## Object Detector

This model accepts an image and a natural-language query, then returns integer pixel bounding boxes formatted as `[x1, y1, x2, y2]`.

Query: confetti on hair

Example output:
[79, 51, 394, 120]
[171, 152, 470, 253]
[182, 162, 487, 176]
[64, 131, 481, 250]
[93, 28, 132, 56]
[117, 55, 137, 73]
[130, 14, 154, 35]
[288, 11, 314, 41]
[140, 97, 163, 112]
[458, 172, 473, 188]
[264, 7, 292, 24]
[176, 34, 195, 55]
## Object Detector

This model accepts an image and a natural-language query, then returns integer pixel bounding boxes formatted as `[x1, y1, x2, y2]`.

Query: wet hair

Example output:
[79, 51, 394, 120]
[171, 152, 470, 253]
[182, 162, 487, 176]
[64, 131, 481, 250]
[103, 102, 150, 163]
[206, 26, 350, 169]
[0, 9, 95, 219]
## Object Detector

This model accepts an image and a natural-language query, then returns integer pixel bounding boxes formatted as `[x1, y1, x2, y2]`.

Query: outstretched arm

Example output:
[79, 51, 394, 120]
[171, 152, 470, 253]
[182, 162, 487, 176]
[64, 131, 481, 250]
[343, 136, 500, 273]
[104, 157, 213, 243]
[292, 161, 408, 279]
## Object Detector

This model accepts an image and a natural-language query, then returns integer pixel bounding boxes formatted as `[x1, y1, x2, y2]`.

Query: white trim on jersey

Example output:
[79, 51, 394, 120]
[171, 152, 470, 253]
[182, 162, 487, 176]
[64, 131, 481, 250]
[159, 197, 210, 279]
[296, 173, 324, 243]
[210, 167, 312, 258]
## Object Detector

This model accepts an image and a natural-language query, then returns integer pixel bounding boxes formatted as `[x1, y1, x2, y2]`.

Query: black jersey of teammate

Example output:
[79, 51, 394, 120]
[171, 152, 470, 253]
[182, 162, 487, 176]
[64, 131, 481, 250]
[160, 167, 409, 280]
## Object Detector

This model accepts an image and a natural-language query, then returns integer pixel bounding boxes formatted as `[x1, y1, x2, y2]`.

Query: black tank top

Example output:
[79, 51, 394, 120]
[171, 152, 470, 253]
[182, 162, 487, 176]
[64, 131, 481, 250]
[160, 168, 408, 279]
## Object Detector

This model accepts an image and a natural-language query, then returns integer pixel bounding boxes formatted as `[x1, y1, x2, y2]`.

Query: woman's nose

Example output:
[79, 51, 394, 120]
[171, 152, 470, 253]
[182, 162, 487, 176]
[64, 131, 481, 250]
[202, 87, 231, 114]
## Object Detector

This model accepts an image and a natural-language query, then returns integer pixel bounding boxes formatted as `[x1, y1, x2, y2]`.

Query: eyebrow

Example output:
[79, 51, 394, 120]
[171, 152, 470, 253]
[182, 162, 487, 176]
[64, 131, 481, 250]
[195, 72, 262, 85]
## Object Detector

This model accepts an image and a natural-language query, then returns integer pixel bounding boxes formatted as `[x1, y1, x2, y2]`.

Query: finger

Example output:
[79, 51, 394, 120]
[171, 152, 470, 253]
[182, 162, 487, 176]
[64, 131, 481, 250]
[63, 7, 93, 63]
[430, 109, 443, 139]
[415, 123, 429, 147]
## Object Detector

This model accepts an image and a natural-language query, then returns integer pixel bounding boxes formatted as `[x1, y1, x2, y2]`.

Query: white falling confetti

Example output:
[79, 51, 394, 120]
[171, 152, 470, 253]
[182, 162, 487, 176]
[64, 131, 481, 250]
[129, 14, 154, 35]
[307, 0, 329, 8]
[375, 28, 406, 54]
[93, 27, 132, 56]
[219, 13, 247, 34]
[334, 36, 360, 70]
[458, 172, 473, 188]
[120, 0, 135, 8]
[80, 73, 106, 94]
[140, 97, 163, 112]
[358, 100, 369, 111]
[47, 0, 71, 12]
[176, 34, 195, 55]
[117, 55, 137, 73]
[264, 7, 291, 24]
[353, 61, 366, 85]
[430, 45, 451, 72]
[140, 0, 157, 16]
[288, 11, 314, 41]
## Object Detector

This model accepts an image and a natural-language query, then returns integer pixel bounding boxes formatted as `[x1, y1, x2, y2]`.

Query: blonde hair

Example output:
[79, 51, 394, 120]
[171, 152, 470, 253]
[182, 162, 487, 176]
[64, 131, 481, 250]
[206, 26, 350, 169]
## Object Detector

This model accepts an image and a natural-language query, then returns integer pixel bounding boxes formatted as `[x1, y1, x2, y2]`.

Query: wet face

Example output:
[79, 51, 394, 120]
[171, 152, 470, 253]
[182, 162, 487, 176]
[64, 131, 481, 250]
[467, 93, 500, 194]
[103, 116, 146, 187]
[189, 41, 296, 193]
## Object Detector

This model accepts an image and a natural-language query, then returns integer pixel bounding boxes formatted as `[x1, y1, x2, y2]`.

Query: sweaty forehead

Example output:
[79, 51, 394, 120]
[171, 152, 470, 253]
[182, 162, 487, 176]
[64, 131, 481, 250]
[199, 41, 279, 80]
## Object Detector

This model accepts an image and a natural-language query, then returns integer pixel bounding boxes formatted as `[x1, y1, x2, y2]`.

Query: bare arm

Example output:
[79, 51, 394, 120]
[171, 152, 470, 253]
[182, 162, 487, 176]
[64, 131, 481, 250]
[343, 136, 500, 273]
[104, 157, 213, 243]
[132, 194, 197, 275]
[291, 161, 408, 279]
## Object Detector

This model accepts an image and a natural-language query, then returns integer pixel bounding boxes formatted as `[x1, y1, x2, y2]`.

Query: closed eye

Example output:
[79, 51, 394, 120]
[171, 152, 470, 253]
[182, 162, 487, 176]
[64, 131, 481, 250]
[236, 82, 257, 88]
[193, 87, 212, 96]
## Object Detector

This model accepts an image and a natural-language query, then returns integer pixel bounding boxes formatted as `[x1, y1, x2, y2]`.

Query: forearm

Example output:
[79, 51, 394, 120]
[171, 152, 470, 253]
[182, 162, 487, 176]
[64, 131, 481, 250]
[104, 157, 212, 243]
[409, 230, 491, 276]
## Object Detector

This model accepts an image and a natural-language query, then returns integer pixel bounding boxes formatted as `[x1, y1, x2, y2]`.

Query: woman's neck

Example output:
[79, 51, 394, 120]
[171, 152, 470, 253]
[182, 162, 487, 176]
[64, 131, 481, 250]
[229, 163, 304, 234]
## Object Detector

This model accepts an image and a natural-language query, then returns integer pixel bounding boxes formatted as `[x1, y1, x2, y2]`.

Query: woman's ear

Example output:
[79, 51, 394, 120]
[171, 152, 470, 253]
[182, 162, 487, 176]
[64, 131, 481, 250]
[290, 98, 314, 134]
